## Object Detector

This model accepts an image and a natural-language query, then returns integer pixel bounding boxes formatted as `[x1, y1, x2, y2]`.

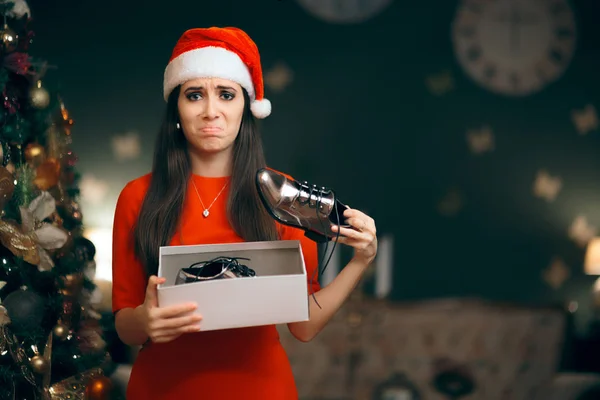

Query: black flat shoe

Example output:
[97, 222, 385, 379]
[175, 256, 256, 285]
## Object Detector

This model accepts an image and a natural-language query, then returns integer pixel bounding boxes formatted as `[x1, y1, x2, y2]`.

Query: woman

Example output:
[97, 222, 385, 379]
[112, 26, 378, 399]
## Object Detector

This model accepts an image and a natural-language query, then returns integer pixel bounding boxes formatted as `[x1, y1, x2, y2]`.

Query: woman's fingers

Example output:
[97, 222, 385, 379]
[149, 323, 202, 343]
[144, 275, 166, 308]
[331, 225, 370, 241]
[152, 302, 198, 320]
[149, 313, 202, 330]
[155, 324, 202, 339]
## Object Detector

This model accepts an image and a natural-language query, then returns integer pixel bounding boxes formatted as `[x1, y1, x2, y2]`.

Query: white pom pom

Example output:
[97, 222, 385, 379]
[250, 98, 272, 119]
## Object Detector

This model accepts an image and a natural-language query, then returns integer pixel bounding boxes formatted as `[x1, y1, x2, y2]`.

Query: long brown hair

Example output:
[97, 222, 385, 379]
[133, 86, 278, 276]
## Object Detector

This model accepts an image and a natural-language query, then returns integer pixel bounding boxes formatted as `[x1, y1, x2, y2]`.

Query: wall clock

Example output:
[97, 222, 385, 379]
[451, 0, 577, 96]
[295, 0, 393, 24]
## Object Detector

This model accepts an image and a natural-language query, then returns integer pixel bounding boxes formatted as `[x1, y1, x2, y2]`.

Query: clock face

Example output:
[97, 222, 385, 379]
[295, 0, 393, 24]
[451, 0, 577, 96]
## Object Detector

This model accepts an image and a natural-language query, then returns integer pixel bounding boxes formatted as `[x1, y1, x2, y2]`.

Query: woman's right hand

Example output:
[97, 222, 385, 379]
[136, 275, 203, 343]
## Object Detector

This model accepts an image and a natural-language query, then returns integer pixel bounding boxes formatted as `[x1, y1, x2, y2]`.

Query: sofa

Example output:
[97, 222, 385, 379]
[277, 295, 600, 400]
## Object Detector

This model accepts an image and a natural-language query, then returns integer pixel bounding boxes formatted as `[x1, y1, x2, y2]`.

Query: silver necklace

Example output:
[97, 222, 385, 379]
[191, 180, 228, 218]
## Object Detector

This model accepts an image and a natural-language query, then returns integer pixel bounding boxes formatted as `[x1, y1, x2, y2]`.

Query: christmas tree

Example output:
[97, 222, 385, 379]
[0, 1, 113, 399]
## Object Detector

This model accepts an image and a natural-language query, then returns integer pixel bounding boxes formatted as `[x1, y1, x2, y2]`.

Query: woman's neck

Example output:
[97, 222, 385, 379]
[189, 150, 233, 177]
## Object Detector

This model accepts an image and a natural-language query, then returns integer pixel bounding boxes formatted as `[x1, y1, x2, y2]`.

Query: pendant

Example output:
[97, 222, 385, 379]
[203, 209, 210, 218]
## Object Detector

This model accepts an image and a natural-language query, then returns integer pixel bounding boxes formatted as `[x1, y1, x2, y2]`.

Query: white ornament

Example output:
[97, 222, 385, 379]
[29, 81, 50, 109]
[112, 131, 141, 161]
[20, 191, 69, 271]
[425, 70, 455, 96]
[542, 257, 570, 289]
[571, 104, 598, 135]
[264, 62, 294, 93]
[568, 215, 597, 248]
[533, 169, 562, 202]
[466, 125, 495, 154]
[438, 188, 464, 217]
[79, 173, 109, 205]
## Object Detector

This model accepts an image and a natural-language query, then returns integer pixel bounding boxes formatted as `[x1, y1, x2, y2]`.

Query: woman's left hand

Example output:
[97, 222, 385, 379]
[331, 207, 378, 266]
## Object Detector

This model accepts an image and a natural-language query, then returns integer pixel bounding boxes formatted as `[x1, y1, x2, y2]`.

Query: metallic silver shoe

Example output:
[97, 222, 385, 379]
[255, 168, 350, 243]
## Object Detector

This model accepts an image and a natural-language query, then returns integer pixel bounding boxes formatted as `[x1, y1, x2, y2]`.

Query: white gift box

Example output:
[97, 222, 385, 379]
[157, 240, 310, 332]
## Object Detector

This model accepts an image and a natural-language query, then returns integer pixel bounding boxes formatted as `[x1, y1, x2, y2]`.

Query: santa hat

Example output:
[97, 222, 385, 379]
[163, 27, 271, 119]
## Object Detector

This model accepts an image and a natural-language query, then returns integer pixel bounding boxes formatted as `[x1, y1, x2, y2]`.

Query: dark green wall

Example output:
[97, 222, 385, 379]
[28, 0, 600, 323]
[254, 0, 600, 309]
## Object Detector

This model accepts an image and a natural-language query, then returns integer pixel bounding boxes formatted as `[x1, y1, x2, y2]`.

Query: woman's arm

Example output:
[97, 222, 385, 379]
[287, 256, 370, 342]
[115, 307, 149, 346]
[287, 208, 377, 342]
[112, 181, 201, 346]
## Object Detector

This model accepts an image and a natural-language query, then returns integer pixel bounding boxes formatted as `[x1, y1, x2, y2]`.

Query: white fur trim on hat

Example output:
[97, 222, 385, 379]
[163, 46, 255, 101]
[250, 98, 271, 119]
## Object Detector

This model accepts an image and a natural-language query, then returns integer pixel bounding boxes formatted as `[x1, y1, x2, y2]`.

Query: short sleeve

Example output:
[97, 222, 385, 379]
[280, 224, 321, 295]
[111, 180, 148, 314]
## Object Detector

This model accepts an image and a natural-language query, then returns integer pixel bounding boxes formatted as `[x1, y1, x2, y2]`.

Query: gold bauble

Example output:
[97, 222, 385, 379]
[29, 80, 50, 109]
[53, 323, 69, 340]
[30, 354, 49, 374]
[0, 24, 18, 53]
[24, 142, 46, 166]
[60, 272, 84, 297]
[84, 375, 113, 400]
[34, 158, 61, 191]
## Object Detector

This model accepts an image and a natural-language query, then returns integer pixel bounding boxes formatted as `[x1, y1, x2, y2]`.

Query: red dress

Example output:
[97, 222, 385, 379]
[112, 173, 321, 399]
